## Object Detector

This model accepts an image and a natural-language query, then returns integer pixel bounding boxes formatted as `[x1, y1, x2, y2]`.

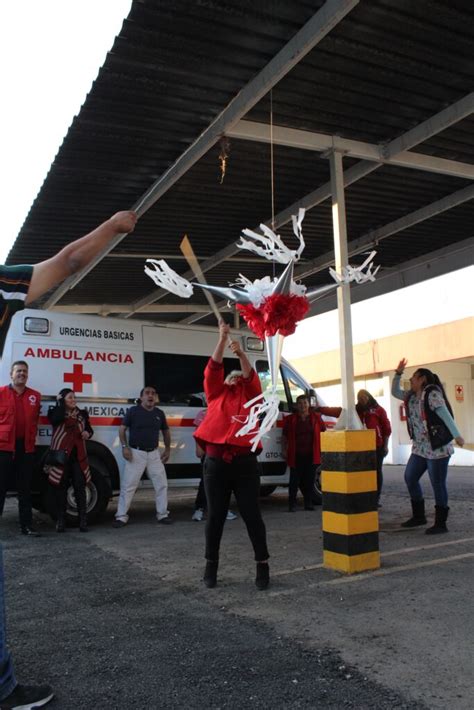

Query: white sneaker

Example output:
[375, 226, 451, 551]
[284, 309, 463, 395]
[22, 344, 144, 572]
[226, 511, 238, 521]
[192, 508, 204, 521]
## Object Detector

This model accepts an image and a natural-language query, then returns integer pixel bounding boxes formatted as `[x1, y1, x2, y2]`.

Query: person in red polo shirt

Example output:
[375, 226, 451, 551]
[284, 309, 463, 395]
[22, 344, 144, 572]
[0, 361, 41, 536]
[194, 321, 270, 591]
[282, 394, 326, 512]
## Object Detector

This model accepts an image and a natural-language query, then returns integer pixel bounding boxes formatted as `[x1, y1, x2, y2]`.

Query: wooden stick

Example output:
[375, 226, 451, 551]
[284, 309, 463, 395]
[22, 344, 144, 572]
[180, 234, 224, 326]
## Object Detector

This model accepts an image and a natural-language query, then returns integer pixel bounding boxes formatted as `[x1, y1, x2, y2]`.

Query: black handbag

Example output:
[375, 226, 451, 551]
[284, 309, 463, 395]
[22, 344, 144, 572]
[44, 449, 68, 467]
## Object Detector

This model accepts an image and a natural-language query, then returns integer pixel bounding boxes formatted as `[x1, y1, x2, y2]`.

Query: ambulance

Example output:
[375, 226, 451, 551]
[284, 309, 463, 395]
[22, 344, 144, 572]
[1, 309, 321, 522]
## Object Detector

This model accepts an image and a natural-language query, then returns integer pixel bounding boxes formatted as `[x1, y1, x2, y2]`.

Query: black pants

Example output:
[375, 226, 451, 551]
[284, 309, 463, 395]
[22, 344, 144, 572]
[203, 455, 269, 562]
[289, 454, 315, 509]
[194, 457, 207, 511]
[375, 447, 385, 501]
[0, 440, 34, 528]
[53, 450, 87, 517]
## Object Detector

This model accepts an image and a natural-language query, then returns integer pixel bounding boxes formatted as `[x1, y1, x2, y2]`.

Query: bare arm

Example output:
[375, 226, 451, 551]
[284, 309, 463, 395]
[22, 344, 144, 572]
[26, 211, 137, 303]
[230, 340, 252, 378]
[211, 320, 230, 364]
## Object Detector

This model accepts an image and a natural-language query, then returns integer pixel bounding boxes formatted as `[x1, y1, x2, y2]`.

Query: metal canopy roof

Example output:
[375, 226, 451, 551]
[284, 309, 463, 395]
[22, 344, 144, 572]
[8, 0, 474, 326]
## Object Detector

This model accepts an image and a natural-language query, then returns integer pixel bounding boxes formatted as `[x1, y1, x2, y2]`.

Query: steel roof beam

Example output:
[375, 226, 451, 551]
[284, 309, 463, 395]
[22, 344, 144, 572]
[295, 182, 474, 281]
[305, 237, 474, 317]
[130, 96, 473, 320]
[382, 91, 474, 158]
[227, 119, 474, 179]
[52, 304, 233, 315]
[44, 0, 359, 309]
[183, 183, 474, 325]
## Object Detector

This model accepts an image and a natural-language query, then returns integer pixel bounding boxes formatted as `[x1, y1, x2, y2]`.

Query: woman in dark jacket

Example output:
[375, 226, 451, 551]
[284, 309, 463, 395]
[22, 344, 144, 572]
[46, 388, 93, 532]
[392, 359, 464, 534]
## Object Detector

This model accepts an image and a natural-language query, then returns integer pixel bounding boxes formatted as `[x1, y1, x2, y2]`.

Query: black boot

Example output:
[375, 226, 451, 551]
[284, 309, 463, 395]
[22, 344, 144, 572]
[255, 562, 270, 590]
[79, 512, 88, 533]
[55, 486, 66, 532]
[76, 486, 88, 532]
[401, 498, 427, 527]
[426, 505, 449, 535]
[203, 560, 218, 588]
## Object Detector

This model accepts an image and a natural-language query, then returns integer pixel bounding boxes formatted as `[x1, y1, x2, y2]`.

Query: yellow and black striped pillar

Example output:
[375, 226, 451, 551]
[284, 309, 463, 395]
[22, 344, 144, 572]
[321, 430, 380, 574]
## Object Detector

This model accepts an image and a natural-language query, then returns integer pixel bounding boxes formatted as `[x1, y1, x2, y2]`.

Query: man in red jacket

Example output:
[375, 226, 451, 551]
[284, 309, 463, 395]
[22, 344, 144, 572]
[0, 361, 41, 535]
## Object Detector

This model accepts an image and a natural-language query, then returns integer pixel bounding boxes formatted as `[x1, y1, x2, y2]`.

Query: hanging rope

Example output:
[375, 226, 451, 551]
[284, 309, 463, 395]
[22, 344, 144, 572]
[270, 90, 276, 279]
[270, 90, 275, 232]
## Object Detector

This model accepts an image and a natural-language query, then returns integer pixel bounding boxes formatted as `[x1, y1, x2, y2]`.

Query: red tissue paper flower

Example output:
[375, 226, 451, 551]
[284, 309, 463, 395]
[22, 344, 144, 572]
[237, 294, 309, 340]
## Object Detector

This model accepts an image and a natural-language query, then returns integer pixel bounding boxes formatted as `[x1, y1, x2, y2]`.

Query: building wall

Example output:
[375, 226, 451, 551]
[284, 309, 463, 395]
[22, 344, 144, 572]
[293, 328, 473, 467]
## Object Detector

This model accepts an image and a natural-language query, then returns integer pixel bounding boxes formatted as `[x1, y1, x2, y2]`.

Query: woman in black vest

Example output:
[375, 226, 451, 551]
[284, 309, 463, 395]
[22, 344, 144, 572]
[392, 359, 464, 534]
[46, 388, 93, 532]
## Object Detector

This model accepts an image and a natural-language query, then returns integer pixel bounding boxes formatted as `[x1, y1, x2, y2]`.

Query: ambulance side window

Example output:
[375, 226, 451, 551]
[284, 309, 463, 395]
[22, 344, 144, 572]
[281, 363, 306, 409]
[255, 360, 290, 412]
[144, 352, 237, 406]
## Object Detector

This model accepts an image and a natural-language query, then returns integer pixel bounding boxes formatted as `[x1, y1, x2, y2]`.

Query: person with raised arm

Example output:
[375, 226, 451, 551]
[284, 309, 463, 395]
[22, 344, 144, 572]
[391, 358, 464, 534]
[0, 209, 136, 709]
[194, 321, 270, 590]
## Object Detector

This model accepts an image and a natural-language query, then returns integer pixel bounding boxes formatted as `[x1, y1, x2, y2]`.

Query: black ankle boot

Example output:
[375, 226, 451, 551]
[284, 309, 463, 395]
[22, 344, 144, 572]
[426, 505, 449, 535]
[203, 560, 218, 588]
[401, 498, 427, 528]
[255, 562, 270, 590]
[79, 513, 88, 533]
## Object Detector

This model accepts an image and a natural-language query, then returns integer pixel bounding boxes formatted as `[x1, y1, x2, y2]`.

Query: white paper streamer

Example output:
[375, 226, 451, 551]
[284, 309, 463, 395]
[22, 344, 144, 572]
[233, 273, 306, 307]
[144, 259, 194, 297]
[329, 251, 380, 285]
[237, 208, 306, 264]
[234, 391, 280, 451]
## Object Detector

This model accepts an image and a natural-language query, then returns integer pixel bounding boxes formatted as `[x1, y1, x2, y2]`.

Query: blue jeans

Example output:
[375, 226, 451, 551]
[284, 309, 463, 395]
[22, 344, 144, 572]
[0, 545, 16, 701]
[404, 453, 450, 507]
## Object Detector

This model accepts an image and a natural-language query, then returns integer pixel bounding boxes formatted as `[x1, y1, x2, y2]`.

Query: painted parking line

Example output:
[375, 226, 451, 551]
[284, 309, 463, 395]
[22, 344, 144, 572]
[319, 552, 474, 586]
[269, 552, 474, 597]
[272, 536, 474, 577]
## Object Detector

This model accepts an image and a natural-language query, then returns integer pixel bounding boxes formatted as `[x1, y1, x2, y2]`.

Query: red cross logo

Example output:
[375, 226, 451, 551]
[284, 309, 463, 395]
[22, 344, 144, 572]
[455, 386, 463, 395]
[63, 364, 93, 393]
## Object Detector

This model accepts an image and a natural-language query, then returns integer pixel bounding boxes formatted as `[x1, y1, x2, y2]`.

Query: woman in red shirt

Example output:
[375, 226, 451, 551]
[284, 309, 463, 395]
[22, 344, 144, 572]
[194, 321, 269, 591]
[282, 395, 326, 511]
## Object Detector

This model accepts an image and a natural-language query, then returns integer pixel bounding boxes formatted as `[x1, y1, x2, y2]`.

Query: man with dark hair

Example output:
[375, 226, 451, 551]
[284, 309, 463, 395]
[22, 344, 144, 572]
[0, 209, 136, 709]
[114, 386, 172, 527]
[0, 361, 41, 536]
[282, 394, 326, 512]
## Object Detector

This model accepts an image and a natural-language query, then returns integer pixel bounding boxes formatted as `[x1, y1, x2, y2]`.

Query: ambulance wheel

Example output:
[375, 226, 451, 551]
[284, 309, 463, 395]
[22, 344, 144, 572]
[259, 485, 277, 497]
[63, 459, 112, 526]
[312, 466, 322, 505]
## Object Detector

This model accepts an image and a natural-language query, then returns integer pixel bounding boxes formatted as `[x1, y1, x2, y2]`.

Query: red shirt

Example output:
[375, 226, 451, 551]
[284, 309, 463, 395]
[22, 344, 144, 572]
[194, 358, 263, 457]
[14, 390, 27, 440]
[283, 410, 326, 467]
[295, 415, 314, 456]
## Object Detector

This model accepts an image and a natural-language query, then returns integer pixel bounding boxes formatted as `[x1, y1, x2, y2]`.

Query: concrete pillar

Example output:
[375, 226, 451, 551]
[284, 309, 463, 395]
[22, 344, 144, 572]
[321, 430, 380, 573]
[321, 150, 379, 573]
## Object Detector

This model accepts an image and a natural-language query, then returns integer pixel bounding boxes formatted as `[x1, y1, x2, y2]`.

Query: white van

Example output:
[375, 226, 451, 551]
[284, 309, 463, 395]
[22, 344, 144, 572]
[1, 309, 320, 522]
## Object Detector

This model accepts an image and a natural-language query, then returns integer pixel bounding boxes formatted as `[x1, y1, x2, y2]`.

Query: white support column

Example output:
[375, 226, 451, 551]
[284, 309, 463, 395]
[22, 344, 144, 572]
[329, 150, 362, 431]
